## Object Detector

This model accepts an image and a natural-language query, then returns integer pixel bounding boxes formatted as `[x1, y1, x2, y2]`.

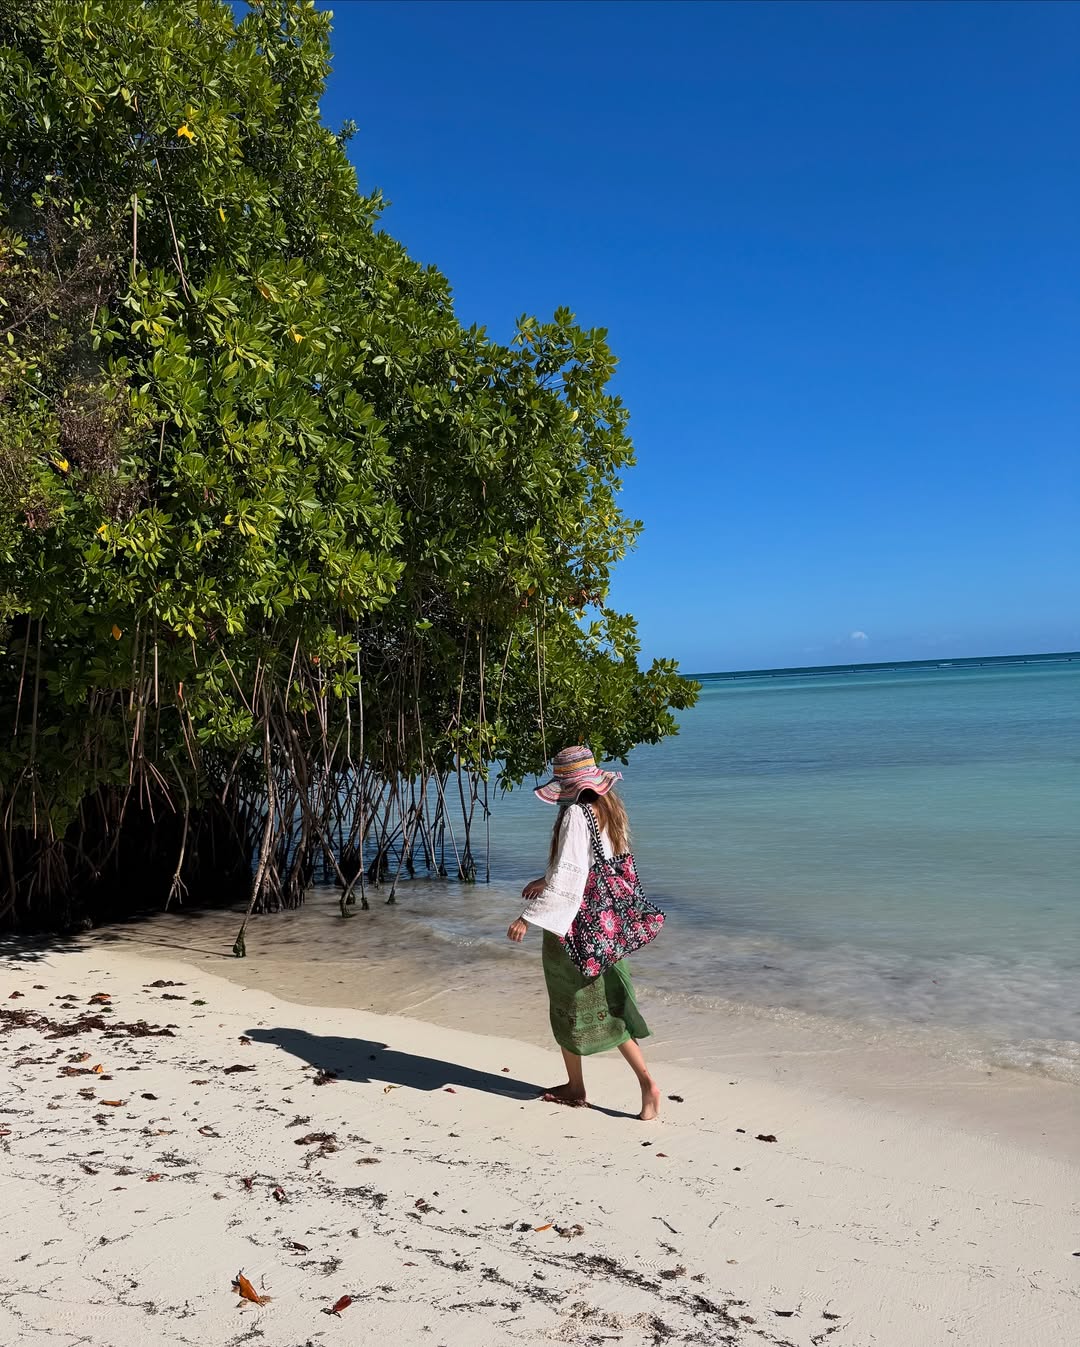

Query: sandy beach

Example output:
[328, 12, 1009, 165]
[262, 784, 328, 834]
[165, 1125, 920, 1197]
[1, 931, 1077, 1347]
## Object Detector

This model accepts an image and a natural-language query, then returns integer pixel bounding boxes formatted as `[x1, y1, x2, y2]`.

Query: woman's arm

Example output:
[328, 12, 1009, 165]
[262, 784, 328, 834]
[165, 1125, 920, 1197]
[510, 808, 591, 939]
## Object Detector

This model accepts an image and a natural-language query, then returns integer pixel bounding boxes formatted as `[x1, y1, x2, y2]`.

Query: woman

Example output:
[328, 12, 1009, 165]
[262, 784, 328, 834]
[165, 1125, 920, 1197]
[506, 744, 661, 1121]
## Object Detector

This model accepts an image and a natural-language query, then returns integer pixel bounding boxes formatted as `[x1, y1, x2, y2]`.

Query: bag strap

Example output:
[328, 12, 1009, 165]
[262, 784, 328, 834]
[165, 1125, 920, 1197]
[578, 803, 609, 869]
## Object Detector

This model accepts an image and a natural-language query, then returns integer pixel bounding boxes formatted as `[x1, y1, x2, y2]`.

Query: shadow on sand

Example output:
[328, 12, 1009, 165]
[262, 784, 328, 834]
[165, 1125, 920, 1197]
[247, 1026, 634, 1119]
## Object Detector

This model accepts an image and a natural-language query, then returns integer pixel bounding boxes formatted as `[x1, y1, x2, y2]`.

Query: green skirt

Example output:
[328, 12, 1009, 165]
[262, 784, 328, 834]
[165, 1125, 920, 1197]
[542, 930, 651, 1057]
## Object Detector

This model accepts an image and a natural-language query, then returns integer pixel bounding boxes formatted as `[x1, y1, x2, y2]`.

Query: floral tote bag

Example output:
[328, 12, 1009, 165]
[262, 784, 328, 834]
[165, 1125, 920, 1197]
[561, 803, 666, 978]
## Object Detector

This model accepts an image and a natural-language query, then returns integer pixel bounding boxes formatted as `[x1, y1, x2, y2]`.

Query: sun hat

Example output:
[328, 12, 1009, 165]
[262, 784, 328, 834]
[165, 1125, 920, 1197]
[534, 744, 623, 805]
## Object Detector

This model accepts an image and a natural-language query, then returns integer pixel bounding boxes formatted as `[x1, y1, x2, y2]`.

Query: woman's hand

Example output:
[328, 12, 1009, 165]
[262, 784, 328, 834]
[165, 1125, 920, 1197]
[521, 878, 545, 901]
[507, 918, 528, 943]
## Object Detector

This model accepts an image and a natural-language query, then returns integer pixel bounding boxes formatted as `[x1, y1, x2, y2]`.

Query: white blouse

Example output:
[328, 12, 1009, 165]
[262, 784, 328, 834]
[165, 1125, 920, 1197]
[520, 806, 612, 938]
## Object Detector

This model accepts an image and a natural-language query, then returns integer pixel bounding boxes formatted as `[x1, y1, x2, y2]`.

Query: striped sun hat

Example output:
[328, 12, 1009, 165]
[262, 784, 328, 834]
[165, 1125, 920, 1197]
[534, 744, 623, 805]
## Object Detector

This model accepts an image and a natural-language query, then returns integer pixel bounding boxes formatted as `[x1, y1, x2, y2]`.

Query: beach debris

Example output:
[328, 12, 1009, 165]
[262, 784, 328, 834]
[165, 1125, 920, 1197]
[654, 1217, 679, 1235]
[198, 1125, 220, 1138]
[232, 1271, 272, 1305]
[141, 1092, 158, 1100]
[271, 1186, 288, 1203]
[823, 1311, 842, 1320]
[89, 993, 111, 1004]
[146, 1173, 162, 1182]
[444, 1087, 457, 1093]
[667, 1094, 684, 1103]
[773, 1309, 797, 1318]
[146, 980, 184, 988]
[191, 1078, 210, 1085]
[100, 1100, 126, 1107]
[501, 1066, 510, 1073]
[659, 1265, 687, 1280]
[0, 1128, 11, 1137]
[556, 1224, 585, 1239]
[325, 1295, 353, 1315]
[238, 1035, 252, 1045]
[735, 1128, 746, 1134]
[59, 1065, 95, 1077]
[356, 1157, 381, 1165]
[223, 1064, 254, 1074]
[755, 1134, 778, 1143]
[286, 1241, 310, 1253]
[656, 1153, 669, 1158]
[241, 1176, 255, 1190]
[534, 1224, 553, 1232]
[414, 1198, 435, 1214]
[312, 1069, 338, 1085]
[161, 993, 185, 1001]
[8, 991, 23, 999]
[192, 1000, 207, 1006]
[382, 1085, 399, 1094]
[294, 1132, 336, 1146]
[78, 1087, 95, 1099]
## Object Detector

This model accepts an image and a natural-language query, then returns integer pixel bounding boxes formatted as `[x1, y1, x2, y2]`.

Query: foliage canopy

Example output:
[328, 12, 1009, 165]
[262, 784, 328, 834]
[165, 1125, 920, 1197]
[0, 0, 697, 930]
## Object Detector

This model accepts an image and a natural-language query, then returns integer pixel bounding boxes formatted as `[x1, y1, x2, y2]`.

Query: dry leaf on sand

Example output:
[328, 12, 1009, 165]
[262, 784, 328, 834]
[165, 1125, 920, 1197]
[232, 1271, 272, 1305]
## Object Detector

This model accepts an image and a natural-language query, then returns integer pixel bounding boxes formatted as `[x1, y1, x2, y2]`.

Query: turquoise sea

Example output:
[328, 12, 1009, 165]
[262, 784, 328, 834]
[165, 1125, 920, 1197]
[400, 655, 1080, 1084]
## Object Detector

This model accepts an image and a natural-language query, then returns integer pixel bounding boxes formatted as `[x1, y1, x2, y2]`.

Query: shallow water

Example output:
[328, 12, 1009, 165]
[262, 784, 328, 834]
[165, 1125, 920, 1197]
[376, 659, 1080, 1083]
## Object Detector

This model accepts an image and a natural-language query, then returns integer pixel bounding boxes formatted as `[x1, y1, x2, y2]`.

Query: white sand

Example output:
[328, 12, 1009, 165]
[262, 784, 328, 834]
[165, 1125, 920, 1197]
[1, 942, 1077, 1347]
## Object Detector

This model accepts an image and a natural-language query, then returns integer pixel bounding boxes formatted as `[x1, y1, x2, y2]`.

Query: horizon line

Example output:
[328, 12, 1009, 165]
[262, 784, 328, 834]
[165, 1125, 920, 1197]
[686, 649, 1080, 681]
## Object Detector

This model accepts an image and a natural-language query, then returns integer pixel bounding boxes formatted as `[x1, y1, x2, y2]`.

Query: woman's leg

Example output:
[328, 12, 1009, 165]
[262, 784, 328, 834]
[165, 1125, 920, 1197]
[542, 1047, 588, 1106]
[618, 1038, 661, 1121]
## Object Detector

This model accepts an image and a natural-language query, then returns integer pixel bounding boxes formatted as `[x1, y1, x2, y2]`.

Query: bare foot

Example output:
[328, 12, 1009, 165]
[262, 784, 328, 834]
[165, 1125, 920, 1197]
[639, 1079, 661, 1121]
[540, 1082, 588, 1108]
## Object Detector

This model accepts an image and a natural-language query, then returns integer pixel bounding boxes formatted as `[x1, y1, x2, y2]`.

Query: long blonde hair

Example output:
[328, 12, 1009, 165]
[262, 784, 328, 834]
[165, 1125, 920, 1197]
[549, 788, 631, 863]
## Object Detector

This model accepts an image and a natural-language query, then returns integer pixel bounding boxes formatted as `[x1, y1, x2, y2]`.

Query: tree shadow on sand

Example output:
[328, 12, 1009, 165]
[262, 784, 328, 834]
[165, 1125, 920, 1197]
[247, 1026, 634, 1118]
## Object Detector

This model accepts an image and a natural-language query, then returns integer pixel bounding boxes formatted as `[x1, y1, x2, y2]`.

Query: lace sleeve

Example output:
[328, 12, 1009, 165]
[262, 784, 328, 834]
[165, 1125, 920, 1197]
[520, 808, 591, 938]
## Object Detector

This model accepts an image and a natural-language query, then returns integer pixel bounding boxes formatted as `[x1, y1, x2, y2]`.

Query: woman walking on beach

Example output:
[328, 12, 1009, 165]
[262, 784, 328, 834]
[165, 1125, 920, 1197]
[507, 745, 662, 1121]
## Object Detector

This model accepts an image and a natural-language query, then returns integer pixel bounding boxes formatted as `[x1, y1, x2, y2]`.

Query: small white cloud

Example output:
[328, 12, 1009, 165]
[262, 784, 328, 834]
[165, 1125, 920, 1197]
[849, 630, 869, 642]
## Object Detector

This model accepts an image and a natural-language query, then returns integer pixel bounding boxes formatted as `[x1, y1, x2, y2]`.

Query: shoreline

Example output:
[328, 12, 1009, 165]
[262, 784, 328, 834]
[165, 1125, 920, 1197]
[81, 904, 1080, 1165]
[1, 938, 1078, 1347]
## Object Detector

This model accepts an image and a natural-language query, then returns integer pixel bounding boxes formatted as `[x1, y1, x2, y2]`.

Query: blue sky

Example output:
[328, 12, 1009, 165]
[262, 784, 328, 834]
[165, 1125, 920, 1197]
[316, 0, 1078, 673]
